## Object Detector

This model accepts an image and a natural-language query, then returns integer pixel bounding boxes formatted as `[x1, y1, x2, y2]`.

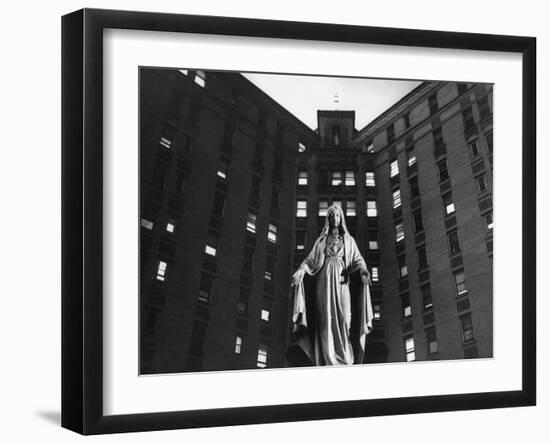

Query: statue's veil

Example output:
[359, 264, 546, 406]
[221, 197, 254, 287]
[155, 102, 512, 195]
[320, 204, 349, 236]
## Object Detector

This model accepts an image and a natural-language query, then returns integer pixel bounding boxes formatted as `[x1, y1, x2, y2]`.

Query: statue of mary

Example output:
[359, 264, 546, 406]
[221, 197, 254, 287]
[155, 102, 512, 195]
[291, 204, 373, 366]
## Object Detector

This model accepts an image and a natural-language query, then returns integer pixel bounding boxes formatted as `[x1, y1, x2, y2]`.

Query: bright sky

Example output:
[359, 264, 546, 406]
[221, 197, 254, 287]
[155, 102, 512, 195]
[244, 72, 421, 131]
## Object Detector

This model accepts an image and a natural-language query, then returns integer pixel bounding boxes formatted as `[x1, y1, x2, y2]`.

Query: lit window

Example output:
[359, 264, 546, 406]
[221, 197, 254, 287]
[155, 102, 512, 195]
[261, 309, 270, 322]
[366, 143, 375, 153]
[318, 199, 328, 217]
[298, 142, 306, 153]
[296, 200, 307, 218]
[448, 230, 460, 255]
[368, 231, 379, 250]
[257, 344, 268, 368]
[373, 304, 381, 320]
[178, 69, 188, 76]
[205, 233, 218, 257]
[234, 336, 243, 354]
[371, 267, 379, 282]
[298, 170, 308, 186]
[477, 174, 487, 193]
[470, 141, 479, 157]
[267, 224, 278, 243]
[367, 200, 378, 217]
[156, 260, 167, 281]
[332, 200, 342, 209]
[331, 171, 342, 186]
[407, 150, 416, 166]
[198, 274, 212, 303]
[246, 213, 257, 233]
[392, 189, 402, 209]
[344, 171, 355, 186]
[365, 171, 376, 187]
[443, 193, 455, 216]
[438, 160, 449, 182]
[427, 327, 438, 354]
[217, 160, 229, 179]
[460, 313, 475, 343]
[141, 218, 154, 230]
[395, 222, 405, 243]
[485, 212, 494, 231]
[454, 270, 468, 296]
[346, 199, 356, 217]
[405, 336, 415, 362]
[160, 137, 172, 149]
[296, 230, 306, 250]
[398, 255, 408, 278]
[390, 159, 399, 178]
[422, 284, 433, 310]
[194, 70, 206, 87]
[166, 221, 175, 233]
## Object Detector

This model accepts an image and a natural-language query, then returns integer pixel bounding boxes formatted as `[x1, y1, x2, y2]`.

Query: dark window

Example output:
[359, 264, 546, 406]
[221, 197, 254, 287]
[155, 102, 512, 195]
[198, 274, 213, 303]
[413, 209, 424, 232]
[428, 93, 439, 115]
[478, 96, 491, 120]
[242, 247, 254, 273]
[417, 246, 428, 269]
[333, 126, 341, 146]
[462, 107, 475, 130]
[265, 256, 275, 281]
[189, 321, 207, 357]
[151, 160, 169, 189]
[403, 112, 410, 128]
[422, 284, 433, 310]
[485, 131, 493, 153]
[175, 170, 186, 193]
[448, 230, 460, 255]
[457, 83, 468, 95]
[426, 327, 438, 354]
[409, 176, 420, 199]
[401, 293, 411, 317]
[250, 176, 261, 199]
[433, 127, 445, 149]
[477, 174, 487, 193]
[387, 124, 395, 144]
[237, 289, 250, 314]
[271, 188, 280, 210]
[438, 160, 449, 182]
[470, 141, 479, 158]
[460, 313, 475, 343]
[212, 191, 225, 217]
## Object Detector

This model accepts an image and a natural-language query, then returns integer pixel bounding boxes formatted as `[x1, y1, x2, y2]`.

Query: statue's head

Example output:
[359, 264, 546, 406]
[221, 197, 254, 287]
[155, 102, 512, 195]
[323, 204, 348, 236]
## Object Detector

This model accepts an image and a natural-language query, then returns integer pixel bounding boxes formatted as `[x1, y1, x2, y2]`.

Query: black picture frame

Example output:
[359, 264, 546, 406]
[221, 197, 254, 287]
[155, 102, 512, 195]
[61, 8, 536, 435]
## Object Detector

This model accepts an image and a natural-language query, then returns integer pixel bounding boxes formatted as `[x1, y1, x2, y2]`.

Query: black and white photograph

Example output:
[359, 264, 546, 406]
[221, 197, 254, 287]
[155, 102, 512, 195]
[139, 68, 494, 375]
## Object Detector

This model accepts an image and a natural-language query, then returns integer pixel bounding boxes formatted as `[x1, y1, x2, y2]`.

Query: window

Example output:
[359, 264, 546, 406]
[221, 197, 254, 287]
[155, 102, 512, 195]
[333, 126, 341, 146]
[401, 293, 411, 317]
[331, 171, 342, 186]
[194, 70, 206, 87]
[267, 223, 278, 243]
[413, 209, 424, 232]
[205, 233, 218, 257]
[257, 344, 268, 368]
[371, 266, 379, 282]
[345, 171, 355, 186]
[417, 246, 428, 269]
[392, 189, 402, 209]
[246, 213, 257, 233]
[217, 159, 229, 179]
[160, 137, 172, 149]
[189, 321, 207, 357]
[234, 336, 243, 354]
[368, 230, 379, 250]
[470, 141, 479, 158]
[407, 149, 416, 166]
[454, 270, 468, 296]
[387, 125, 395, 144]
[448, 230, 460, 255]
[485, 131, 493, 153]
[426, 327, 438, 354]
[265, 257, 275, 281]
[405, 336, 415, 362]
[428, 93, 439, 115]
[237, 290, 249, 314]
[365, 171, 376, 187]
[271, 188, 280, 210]
[179, 69, 188, 76]
[422, 284, 433, 310]
[296, 230, 306, 250]
[175, 170, 186, 193]
[443, 193, 455, 216]
[261, 308, 270, 322]
[366, 143, 375, 153]
[250, 176, 261, 200]
[346, 199, 356, 217]
[395, 222, 405, 243]
[373, 304, 381, 320]
[297, 170, 308, 186]
[409, 176, 420, 199]
[403, 112, 410, 128]
[332, 200, 342, 209]
[477, 174, 487, 193]
[296, 200, 307, 218]
[438, 160, 449, 182]
[366, 200, 378, 217]
[457, 83, 467, 95]
[478, 96, 491, 120]
[156, 260, 167, 281]
[212, 191, 225, 217]
[485, 212, 494, 231]
[166, 221, 175, 233]
[318, 199, 329, 217]
[433, 127, 445, 149]
[198, 274, 212, 303]
[398, 255, 408, 278]
[390, 159, 399, 178]
[141, 218, 154, 230]
[298, 142, 306, 153]
[242, 247, 254, 273]
[460, 313, 475, 343]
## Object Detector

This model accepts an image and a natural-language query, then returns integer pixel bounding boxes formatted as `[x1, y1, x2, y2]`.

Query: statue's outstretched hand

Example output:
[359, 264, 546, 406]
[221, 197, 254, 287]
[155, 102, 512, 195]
[291, 268, 305, 287]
